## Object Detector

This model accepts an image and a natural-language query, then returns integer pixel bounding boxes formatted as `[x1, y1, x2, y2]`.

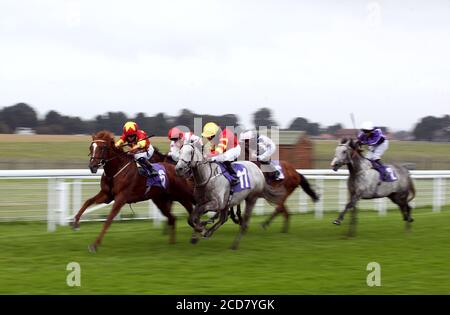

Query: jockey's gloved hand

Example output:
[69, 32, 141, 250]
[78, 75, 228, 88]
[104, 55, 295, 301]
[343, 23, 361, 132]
[208, 156, 217, 162]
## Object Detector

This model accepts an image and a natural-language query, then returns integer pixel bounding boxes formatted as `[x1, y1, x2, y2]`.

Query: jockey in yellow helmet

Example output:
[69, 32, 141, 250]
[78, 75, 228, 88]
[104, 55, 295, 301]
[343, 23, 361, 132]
[202, 122, 241, 185]
[115, 121, 157, 176]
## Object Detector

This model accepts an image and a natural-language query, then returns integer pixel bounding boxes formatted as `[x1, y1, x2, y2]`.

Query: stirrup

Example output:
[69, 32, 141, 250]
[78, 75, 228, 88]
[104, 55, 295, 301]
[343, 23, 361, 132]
[230, 177, 239, 185]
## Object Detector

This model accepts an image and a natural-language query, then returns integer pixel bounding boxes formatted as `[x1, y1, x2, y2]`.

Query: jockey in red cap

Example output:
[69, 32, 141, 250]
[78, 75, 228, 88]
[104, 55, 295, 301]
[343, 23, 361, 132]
[167, 127, 202, 162]
[115, 121, 157, 177]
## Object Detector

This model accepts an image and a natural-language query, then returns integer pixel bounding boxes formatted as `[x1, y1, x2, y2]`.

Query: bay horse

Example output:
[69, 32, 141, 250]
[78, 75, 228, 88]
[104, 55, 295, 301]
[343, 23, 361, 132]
[175, 143, 286, 250]
[331, 138, 415, 236]
[243, 143, 320, 232]
[150, 147, 176, 165]
[71, 131, 195, 252]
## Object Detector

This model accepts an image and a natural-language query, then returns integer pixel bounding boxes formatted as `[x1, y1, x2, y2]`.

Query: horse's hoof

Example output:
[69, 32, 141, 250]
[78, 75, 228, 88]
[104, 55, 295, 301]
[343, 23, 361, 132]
[408, 218, 414, 223]
[230, 244, 238, 250]
[88, 244, 97, 253]
[190, 237, 199, 245]
[261, 223, 268, 230]
[333, 219, 341, 225]
[70, 222, 80, 231]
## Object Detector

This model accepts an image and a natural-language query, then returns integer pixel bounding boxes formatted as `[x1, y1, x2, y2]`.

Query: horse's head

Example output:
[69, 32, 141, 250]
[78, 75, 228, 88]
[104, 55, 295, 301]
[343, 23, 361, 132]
[330, 138, 360, 171]
[175, 142, 204, 177]
[89, 131, 115, 174]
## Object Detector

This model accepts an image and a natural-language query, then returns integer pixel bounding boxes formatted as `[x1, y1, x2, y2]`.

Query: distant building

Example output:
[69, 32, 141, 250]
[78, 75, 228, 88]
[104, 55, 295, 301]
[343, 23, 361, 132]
[14, 127, 36, 135]
[275, 130, 313, 169]
[334, 128, 358, 139]
[313, 133, 335, 140]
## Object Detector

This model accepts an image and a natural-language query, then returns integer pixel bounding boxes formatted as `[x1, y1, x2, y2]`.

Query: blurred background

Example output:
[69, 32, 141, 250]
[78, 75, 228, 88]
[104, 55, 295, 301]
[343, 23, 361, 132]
[0, 0, 449, 294]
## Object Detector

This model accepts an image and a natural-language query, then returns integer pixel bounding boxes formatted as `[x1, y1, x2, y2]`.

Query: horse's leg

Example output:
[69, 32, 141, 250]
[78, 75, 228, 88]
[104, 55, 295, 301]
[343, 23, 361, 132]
[280, 205, 290, 233]
[189, 200, 220, 244]
[203, 207, 228, 238]
[347, 206, 358, 237]
[231, 197, 256, 250]
[406, 204, 414, 223]
[236, 204, 242, 224]
[229, 206, 239, 224]
[334, 196, 359, 225]
[192, 200, 219, 232]
[388, 193, 410, 222]
[261, 206, 281, 230]
[89, 196, 126, 253]
[71, 191, 110, 230]
[177, 194, 203, 244]
[202, 211, 219, 226]
[391, 192, 414, 231]
[154, 198, 176, 244]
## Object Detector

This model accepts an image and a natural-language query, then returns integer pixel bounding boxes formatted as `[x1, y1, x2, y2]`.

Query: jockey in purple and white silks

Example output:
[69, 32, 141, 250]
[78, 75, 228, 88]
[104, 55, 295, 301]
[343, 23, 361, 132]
[356, 121, 393, 181]
[239, 130, 283, 180]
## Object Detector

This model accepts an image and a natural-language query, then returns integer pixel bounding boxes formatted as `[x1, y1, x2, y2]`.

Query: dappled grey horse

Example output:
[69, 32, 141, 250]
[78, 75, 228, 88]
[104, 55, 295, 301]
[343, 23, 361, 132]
[175, 142, 285, 249]
[330, 138, 415, 236]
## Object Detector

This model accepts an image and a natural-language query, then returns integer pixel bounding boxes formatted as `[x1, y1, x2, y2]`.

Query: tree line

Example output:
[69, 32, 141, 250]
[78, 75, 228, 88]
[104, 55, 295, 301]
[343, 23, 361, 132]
[0, 103, 448, 141]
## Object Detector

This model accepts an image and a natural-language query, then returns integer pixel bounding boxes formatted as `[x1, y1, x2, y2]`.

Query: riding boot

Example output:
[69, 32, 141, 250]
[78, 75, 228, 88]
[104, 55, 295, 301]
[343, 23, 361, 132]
[224, 161, 240, 186]
[371, 159, 388, 180]
[138, 158, 158, 177]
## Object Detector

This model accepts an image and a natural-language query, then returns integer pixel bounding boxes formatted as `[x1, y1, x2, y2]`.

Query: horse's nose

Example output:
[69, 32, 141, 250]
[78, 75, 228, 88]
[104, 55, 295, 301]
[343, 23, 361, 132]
[89, 165, 98, 174]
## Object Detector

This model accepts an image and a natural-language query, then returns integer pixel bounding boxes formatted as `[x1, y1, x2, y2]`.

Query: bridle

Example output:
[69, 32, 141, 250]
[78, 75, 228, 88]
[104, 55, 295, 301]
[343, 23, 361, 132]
[89, 140, 116, 166]
[89, 139, 131, 178]
[179, 143, 220, 188]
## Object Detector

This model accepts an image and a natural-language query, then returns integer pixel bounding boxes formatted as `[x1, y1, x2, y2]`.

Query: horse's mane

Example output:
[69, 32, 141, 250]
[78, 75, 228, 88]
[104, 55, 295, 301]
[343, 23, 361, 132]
[93, 130, 115, 142]
[92, 130, 129, 157]
[340, 138, 363, 155]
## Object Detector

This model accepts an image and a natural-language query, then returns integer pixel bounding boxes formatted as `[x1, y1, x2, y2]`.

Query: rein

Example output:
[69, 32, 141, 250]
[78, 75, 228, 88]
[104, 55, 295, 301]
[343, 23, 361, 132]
[182, 144, 221, 188]
[91, 139, 133, 179]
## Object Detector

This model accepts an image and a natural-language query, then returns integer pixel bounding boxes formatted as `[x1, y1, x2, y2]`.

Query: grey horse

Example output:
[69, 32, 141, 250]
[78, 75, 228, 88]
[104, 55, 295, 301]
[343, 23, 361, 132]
[175, 142, 285, 250]
[330, 138, 415, 236]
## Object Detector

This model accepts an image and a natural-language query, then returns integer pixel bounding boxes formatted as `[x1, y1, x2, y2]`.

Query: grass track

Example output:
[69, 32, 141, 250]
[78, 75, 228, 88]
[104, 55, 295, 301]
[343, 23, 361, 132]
[1, 208, 450, 294]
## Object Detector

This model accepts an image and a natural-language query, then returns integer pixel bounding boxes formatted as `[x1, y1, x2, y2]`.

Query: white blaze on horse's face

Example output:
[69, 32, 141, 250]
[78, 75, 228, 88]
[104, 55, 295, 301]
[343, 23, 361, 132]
[91, 143, 98, 160]
[331, 143, 350, 171]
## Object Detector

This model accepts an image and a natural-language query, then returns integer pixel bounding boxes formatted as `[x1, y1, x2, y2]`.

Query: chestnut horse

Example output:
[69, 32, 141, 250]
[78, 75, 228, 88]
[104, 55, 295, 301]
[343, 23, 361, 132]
[71, 131, 195, 252]
[243, 143, 320, 232]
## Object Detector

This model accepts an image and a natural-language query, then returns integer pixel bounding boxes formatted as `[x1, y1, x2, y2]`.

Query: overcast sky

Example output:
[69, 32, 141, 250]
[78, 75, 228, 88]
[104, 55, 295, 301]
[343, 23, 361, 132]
[1, 0, 449, 131]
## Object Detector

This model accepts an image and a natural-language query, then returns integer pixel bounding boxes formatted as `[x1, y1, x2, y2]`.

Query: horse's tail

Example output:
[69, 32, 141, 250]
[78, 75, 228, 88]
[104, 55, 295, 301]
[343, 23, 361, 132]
[298, 173, 320, 202]
[261, 182, 286, 205]
[407, 176, 416, 203]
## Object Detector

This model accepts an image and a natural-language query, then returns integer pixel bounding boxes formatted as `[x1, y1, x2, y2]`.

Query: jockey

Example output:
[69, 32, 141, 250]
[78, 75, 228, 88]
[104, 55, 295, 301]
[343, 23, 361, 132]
[202, 122, 241, 185]
[115, 121, 158, 177]
[239, 129, 281, 179]
[167, 127, 202, 162]
[356, 121, 391, 180]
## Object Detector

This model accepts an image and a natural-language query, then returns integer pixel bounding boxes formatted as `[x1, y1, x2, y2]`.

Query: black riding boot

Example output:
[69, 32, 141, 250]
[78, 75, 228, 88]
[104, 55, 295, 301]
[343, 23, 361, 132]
[260, 160, 280, 181]
[224, 161, 240, 185]
[138, 158, 158, 177]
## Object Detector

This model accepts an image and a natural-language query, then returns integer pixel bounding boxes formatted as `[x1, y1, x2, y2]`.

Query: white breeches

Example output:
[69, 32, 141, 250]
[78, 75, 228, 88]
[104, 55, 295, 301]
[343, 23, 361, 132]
[365, 140, 388, 160]
[134, 145, 155, 161]
[214, 145, 242, 162]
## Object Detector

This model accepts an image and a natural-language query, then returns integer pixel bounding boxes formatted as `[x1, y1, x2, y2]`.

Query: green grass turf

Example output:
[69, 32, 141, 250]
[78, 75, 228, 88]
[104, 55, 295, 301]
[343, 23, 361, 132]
[1, 208, 449, 294]
[0, 138, 170, 160]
